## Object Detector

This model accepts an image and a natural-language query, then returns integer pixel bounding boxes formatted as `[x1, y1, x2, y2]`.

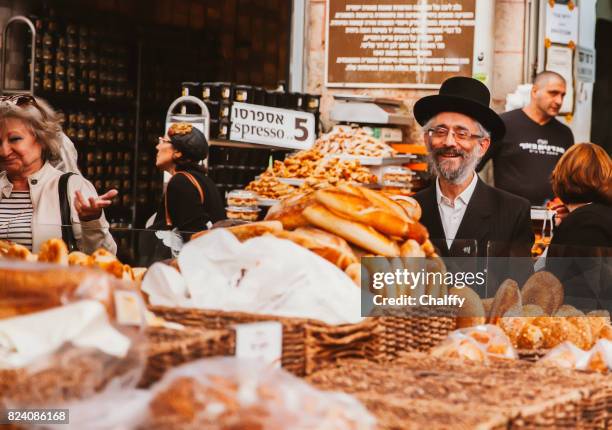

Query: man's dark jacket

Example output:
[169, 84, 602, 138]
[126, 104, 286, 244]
[413, 178, 534, 258]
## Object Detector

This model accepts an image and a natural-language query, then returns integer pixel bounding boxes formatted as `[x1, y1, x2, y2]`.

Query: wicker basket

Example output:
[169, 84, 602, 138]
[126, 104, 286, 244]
[140, 326, 235, 387]
[148, 306, 382, 376]
[0, 345, 143, 408]
[373, 306, 456, 359]
[307, 353, 612, 430]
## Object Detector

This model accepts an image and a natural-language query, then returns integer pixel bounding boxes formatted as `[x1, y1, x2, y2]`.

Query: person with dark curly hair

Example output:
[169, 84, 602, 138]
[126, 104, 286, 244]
[152, 122, 224, 235]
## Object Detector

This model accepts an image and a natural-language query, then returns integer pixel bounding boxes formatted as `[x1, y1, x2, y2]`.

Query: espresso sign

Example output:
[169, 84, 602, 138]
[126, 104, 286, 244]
[326, 0, 476, 88]
[230, 103, 315, 150]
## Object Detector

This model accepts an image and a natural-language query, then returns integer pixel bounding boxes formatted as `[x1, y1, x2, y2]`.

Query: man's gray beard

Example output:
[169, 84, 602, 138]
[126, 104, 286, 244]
[427, 145, 481, 184]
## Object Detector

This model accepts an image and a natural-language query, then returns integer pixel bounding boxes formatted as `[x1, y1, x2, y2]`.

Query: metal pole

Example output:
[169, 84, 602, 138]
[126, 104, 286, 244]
[131, 39, 143, 228]
[288, 0, 306, 92]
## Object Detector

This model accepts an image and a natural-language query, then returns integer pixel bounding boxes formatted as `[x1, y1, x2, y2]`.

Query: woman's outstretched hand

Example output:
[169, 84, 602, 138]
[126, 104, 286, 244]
[75, 189, 118, 221]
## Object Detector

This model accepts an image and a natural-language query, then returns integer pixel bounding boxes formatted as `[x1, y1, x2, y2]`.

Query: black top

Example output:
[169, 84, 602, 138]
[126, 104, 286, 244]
[153, 168, 225, 235]
[413, 178, 535, 258]
[477, 109, 574, 206]
[549, 203, 612, 252]
[546, 203, 612, 309]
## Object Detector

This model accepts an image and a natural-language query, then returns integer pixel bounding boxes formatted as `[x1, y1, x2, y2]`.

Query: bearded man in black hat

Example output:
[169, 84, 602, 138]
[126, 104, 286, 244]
[412, 77, 534, 258]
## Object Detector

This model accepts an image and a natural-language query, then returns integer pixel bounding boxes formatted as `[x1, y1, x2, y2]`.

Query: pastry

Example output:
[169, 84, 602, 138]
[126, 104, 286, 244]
[38, 239, 69, 265]
[68, 251, 94, 267]
[586, 351, 608, 373]
[517, 323, 544, 349]
[5, 243, 36, 261]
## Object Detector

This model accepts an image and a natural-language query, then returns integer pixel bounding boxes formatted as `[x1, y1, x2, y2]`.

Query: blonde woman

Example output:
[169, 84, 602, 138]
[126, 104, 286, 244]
[0, 94, 116, 253]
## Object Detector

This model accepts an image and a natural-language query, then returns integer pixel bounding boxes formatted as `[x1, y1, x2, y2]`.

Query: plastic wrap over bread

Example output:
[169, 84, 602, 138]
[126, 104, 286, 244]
[0, 260, 147, 408]
[430, 324, 518, 362]
[143, 357, 376, 430]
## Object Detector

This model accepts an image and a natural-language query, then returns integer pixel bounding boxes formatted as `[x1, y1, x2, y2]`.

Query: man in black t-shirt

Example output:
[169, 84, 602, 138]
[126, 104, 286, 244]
[477, 71, 574, 206]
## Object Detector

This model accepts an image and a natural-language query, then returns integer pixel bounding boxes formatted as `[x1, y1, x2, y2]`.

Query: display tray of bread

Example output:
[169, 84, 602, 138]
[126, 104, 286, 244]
[307, 352, 612, 430]
[455, 271, 612, 359]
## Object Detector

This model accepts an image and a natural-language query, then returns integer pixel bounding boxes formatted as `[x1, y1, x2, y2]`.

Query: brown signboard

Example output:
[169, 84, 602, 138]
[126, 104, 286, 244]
[326, 0, 476, 88]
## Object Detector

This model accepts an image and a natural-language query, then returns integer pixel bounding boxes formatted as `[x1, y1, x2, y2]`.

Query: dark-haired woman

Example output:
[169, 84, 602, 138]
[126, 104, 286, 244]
[152, 123, 224, 235]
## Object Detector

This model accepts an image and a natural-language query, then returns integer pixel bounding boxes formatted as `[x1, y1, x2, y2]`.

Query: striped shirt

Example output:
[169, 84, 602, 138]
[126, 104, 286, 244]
[0, 191, 33, 250]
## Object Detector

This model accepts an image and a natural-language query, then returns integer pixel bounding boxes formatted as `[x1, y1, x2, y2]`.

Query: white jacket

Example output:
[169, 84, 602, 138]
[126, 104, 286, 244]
[0, 162, 117, 254]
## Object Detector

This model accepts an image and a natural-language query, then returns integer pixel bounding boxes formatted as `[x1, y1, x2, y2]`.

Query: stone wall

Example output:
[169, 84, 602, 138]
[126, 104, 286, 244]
[305, 0, 527, 141]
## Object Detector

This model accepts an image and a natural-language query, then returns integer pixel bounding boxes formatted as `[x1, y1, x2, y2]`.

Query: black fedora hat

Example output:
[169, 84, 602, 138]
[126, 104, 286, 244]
[413, 76, 505, 141]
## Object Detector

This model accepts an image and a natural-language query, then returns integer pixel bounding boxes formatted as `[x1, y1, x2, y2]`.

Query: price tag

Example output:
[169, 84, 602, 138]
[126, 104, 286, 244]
[234, 321, 283, 367]
[114, 290, 144, 326]
[230, 102, 315, 150]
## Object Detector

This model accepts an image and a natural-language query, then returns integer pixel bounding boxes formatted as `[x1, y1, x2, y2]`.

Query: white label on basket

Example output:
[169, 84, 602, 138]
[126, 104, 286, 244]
[234, 321, 282, 368]
[114, 290, 144, 326]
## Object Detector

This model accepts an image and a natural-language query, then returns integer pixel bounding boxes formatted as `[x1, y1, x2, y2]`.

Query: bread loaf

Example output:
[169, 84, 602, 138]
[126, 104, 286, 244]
[191, 221, 283, 242]
[522, 271, 564, 315]
[264, 193, 314, 229]
[488, 279, 521, 324]
[314, 189, 428, 243]
[271, 227, 358, 270]
[0, 263, 113, 319]
[302, 203, 400, 257]
[450, 286, 485, 328]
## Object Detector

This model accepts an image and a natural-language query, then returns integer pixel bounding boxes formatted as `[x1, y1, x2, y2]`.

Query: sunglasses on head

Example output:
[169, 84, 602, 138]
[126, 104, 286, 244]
[0, 94, 46, 119]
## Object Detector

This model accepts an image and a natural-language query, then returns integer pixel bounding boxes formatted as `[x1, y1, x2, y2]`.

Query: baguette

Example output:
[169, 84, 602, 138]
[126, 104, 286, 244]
[344, 263, 361, 286]
[314, 189, 415, 239]
[302, 203, 400, 256]
[400, 239, 425, 257]
[389, 195, 422, 221]
[272, 227, 357, 270]
[264, 193, 314, 229]
[191, 221, 283, 242]
[347, 184, 412, 222]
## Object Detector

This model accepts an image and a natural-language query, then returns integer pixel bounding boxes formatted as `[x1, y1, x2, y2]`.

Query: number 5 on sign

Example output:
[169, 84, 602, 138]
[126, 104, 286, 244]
[230, 102, 315, 150]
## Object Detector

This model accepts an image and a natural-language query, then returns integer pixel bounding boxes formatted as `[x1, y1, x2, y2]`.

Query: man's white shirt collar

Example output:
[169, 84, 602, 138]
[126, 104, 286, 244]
[436, 172, 479, 208]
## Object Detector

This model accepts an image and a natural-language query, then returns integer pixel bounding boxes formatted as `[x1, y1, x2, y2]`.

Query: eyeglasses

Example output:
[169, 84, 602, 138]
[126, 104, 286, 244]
[427, 126, 484, 143]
